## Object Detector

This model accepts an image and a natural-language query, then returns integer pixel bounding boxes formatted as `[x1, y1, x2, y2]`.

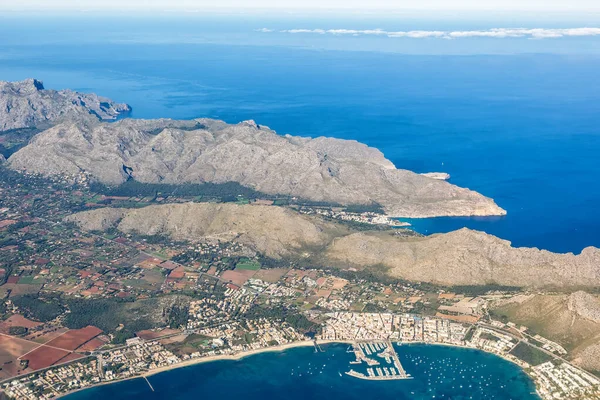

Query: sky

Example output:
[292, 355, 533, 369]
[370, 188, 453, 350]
[1, 0, 599, 12]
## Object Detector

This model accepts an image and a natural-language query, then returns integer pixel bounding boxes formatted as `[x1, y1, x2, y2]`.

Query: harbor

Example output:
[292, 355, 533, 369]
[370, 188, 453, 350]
[345, 341, 412, 380]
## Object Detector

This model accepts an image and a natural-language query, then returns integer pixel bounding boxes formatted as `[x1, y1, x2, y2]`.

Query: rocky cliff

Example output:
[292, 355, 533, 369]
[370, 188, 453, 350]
[66, 203, 600, 288]
[9, 117, 505, 218]
[0, 79, 131, 131]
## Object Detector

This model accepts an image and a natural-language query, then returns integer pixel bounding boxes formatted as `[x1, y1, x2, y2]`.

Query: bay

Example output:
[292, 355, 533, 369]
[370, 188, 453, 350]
[63, 343, 539, 400]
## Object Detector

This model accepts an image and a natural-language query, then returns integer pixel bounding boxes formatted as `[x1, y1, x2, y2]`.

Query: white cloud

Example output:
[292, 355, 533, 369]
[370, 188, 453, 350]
[257, 27, 600, 39]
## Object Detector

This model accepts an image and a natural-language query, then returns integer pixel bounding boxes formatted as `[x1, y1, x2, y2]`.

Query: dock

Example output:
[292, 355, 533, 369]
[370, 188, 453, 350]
[385, 340, 409, 378]
[344, 340, 411, 381]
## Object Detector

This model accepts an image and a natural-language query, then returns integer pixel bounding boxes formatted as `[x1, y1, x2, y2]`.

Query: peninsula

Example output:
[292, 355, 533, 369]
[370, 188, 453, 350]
[0, 80, 505, 218]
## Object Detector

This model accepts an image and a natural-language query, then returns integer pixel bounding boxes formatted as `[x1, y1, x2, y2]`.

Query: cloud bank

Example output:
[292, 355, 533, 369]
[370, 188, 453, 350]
[256, 27, 600, 39]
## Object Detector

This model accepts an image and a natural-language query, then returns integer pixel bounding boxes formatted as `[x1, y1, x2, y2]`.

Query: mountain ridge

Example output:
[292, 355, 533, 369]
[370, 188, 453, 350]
[8, 116, 506, 218]
[65, 203, 600, 288]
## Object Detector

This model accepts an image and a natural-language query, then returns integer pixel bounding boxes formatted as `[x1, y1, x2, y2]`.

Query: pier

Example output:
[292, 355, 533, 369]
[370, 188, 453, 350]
[313, 339, 324, 353]
[143, 376, 155, 392]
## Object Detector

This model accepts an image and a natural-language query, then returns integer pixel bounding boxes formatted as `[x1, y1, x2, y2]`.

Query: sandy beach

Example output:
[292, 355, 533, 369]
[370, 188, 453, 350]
[57, 340, 345, 398]
[144, 340, 340, 377]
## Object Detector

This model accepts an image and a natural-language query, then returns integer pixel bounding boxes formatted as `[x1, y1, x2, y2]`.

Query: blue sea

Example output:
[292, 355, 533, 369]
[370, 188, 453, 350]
[63, 343, 539, 400]
[1, 13, 599, 253]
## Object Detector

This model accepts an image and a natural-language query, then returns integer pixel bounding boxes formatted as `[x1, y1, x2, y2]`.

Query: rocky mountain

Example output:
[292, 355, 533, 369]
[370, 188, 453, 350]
[326, 229, 600, 288]
[65, 203, 346, 259]
[9, 117, 505, 218]
[0, 79, 131, 132]
[66, 203, 600, 288]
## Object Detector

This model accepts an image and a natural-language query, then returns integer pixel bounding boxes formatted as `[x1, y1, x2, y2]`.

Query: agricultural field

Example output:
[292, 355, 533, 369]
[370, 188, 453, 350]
[0, 335, 39, 380]
[234, 259, 261, 271]
[510, 342, 555, 366]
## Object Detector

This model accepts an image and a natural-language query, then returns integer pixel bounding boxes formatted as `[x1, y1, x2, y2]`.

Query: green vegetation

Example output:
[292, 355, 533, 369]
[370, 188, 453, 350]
[285, 313, 320, 334]
[89, 180, 269, 202]
[510, 342, 554, 366]
[0, 128, 41, 158]
[479, 332, 500, 342]
[11, 295, 64, 322]
[16, 276, 45, 285]
[245, 304, 320, 334]
[8, 326, 28, 336]
[450, 284, 521, 296]
[463, 326, 475, 342]
[164, 333, 212, 355]
[343, 203, 385, 214]
[166, 305, 189, 329]
[63, 297, 158, 343]
[235, 259, 261, 271]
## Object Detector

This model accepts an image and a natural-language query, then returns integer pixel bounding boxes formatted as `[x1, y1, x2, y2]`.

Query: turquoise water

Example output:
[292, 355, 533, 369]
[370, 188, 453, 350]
[1, 15, 599, 253]
[63, 344, 539, 400]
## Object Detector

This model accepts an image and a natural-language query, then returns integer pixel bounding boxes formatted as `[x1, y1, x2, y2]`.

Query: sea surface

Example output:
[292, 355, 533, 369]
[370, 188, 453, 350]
[1, 14, 600, 253]
[63, 343, 539, 400]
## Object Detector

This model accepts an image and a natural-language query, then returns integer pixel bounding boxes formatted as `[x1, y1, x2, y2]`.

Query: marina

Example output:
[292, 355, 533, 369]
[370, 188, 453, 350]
[345, 341, 412, 380]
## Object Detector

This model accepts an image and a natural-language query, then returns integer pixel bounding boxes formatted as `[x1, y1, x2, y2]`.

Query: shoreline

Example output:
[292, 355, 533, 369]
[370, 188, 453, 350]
[57, 339, 539, 399]
[58, 340, 346, 399]
[144, 340, 344, 378]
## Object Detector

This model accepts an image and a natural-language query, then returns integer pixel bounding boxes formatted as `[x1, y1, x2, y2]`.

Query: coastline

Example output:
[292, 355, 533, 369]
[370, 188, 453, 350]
[57, 340, 347, 399]
[144, 340, 344, 378]
[57, 339, 539, 399]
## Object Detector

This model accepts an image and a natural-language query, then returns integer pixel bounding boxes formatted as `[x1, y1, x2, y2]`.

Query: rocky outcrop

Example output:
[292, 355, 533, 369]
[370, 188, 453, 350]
[9, 117, 505, 218]
[326, 228, 600, 287]
[0, 79, 131, 132]
[66, 204, 600, 288]
[568, 291, 600, 323]
[421, 172, 450, 180]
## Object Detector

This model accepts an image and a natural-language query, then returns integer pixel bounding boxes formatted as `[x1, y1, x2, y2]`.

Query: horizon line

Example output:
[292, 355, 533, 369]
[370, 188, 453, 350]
[2, 6, 600, 13]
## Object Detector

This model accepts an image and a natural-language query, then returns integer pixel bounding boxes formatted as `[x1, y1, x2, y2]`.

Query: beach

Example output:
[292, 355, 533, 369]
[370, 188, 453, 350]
[58, 340, 344, 398]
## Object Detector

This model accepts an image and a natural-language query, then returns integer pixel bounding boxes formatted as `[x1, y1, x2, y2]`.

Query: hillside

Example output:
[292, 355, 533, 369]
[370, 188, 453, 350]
[66, 203, 600, 288]
[492, 293, 600, 373]
[326, 228, 600, 287]
[65, 203, 346, 259]
[9, 117, 505, 218]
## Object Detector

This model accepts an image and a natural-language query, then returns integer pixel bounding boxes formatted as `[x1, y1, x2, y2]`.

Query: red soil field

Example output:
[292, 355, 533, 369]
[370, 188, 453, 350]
[22, 346, 70, 370]
[0, 315, 42, 334]
[75, 338, 106, 352]
[221, 269, 256, 287]
[45, 326, 102, 351]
